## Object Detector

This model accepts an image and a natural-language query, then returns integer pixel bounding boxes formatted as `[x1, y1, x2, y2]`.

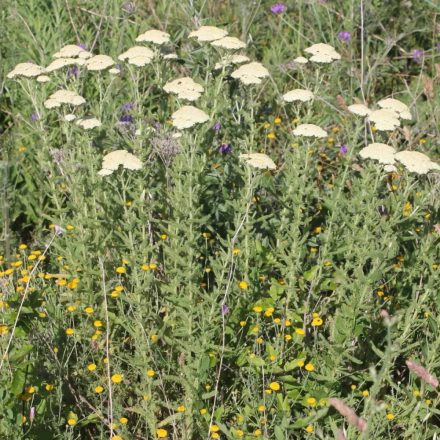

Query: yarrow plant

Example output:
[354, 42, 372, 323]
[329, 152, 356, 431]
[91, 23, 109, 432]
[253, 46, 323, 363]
[1, 1, 440, 440]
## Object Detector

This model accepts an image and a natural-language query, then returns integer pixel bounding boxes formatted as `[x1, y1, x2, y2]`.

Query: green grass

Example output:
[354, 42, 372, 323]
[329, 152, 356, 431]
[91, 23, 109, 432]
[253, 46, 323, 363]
[0, 1, 439, 439]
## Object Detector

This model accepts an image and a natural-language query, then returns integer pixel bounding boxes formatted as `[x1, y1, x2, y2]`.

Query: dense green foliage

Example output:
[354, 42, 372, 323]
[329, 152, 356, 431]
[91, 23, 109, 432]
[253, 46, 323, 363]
[1, 1, 439, 439]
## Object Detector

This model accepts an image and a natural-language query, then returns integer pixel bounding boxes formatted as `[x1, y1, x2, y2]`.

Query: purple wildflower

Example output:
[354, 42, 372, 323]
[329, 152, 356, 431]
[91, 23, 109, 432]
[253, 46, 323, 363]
[412, 49, 424, 62]
[77, 43, 87, 50]
[121, 102, 134, 113]
[221, 304, 230, 316]
[339, 145, 348, 155]
[270, 3, 286, 14]
[30, 112, 40, 122]
[122, 2, 136, 13]
[213, 121, 221, 132]
[338, 31, 351, 42]
[218, 143, 231, 154]
[119, 114, 134, 124]
[54, 225, 65, 235]
[67, 65, 79, 79]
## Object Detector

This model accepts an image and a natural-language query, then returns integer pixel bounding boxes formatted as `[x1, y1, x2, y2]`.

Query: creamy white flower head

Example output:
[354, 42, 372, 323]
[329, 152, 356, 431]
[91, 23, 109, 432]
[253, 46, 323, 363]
[394, 151, 440, 174]
[98, 150, 143, 176]
[293, 123, 327, 138]
[136, 29, 171, 45]
[46, 57, 85, 72]
[163, 53, 178, 60]
[377, 98, 411, 120]
[53, 44, 88, 59]
[118, 46, 154, 66]
[44, 89, 86, 109]
[172, 132, 182, 138]
[78, 51, 93, 60]
[231, 62, 269, 85]
[211, 36, 246, 50]
[163, 77, 204, 101]
[239, 153, 276, 170]
[367, 109, 400, 131]
[171, 105, 209, 129]
[109, 67, 122, 74]
[75, 117, 102, 130]
[348, 103, 371, 116]
[188, 26, 228, 42]
[64, 114, 76, 122]
[36, 75, 50, 83]
[7, 62, 46, 79]
[304, 43, 341, 63]
[293, 56, 309, 64]
[214, 54, 250, 70]
[384, 164, 397, 172]
[283, 89, 314, 103]
[359, 143, 396, 165]
[85, 54, 115, 71]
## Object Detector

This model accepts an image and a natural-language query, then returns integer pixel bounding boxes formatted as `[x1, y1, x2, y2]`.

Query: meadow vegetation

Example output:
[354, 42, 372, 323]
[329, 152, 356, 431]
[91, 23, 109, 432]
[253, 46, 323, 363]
[0, 0, 439, 439]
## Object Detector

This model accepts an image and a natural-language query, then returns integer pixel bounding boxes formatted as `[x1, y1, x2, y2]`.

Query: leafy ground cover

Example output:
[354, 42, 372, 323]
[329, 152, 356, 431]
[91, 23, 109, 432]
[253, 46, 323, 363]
[0, 1, 439, 439]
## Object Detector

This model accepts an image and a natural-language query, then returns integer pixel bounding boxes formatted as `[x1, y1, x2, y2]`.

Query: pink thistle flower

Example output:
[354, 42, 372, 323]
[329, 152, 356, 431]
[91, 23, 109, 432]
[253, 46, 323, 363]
[406, 360, 438, 389]
[329, 398, 368, 432]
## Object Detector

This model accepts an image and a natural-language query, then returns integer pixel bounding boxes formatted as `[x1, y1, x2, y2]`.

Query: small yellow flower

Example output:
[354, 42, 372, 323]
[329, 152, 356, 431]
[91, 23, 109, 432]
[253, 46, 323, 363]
[116, 266, 126, 274]
[269, 382, 280, 391]
[351, 384, 357, 390]
[238, 281, 248, 290]
[84, 307, 94, 314]
[211, 434, 219, 439]
[305, 363, 315, 372]
[87, 363, 97, 372]
[253, 429, 262, 437]
[65, 328, 74, 336]
[95, 386, 104, 393]
[160, 234, 168, 240]
[45, 384, 54, 391]
[67, 418, 77, 426]
[264, 307, 274, 317]
[112, 436, 123, 440]
[273, 317, 281, 324]
[119, 417, 128, 424]
[156, 428, 168, 438]
[1, 324, 10, 336]
[177, 405, 186, 412]
[256, 337, 264, 344]
[232, 248, 241, 255]
[305, 425, 314, 433]
[111, 374, 123, 384]
[236, 429, 244, 437]
[210, 424, 220, 432]
[67, 305, 76, 312]
[200, 408, 207, 415]
[26, 386, 36, 394]
[311, 317, 323, 326]
[239, 321, 246, 327]
[146, 369, 156, 377]
[362, 390, 369, 397]
[267, 132, 276, 140]
[297, 360, 305, 367]
[285, 334, 292, 341]
[263, 122, 271, 129]
[66, 225, 75, 231]
[150, 334, 158, 343]
[253, 306, 263, 313]
[115, 286, 124, 292]
[307, 397, 317, 407]
[274, 117, 282, 124]
[19, 244, 27, 250]
[295, 327, 305, 335]
[258, 405, 266, 412]
[386, 413, 395, 421]
[94, 320, 103, 328]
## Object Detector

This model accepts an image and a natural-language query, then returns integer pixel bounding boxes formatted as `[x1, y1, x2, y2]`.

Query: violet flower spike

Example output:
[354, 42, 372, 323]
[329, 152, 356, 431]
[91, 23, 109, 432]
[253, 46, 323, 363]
[221, 304, 230, 316]
[270, 3, 286, 14]
[218, 143, 231, 154]
[339, 145, 348, 155]
[412, 49, 424, 62]
[338, 31, 351, 42]
[213, 121, 221, 132]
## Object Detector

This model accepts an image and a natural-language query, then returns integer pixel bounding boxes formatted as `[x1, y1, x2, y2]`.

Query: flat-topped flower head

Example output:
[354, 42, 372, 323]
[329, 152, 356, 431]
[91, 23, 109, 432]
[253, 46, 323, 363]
[64, 114, 76, 122]
[293, 56, 309, 64]
[46, 57, 85, 72]
[293, 123, 327, 138]
[188, 26, 228, 42]
[163, 77, 204, 101]
[367, 109, 400, 131]
[36, 75, 50, 83]
[348, 103, 371, 116]
[171, 105, 209, 129]
[118, 46, 154, 66]
[136, 29, 171, 45]
[239, 153, 276, 170]
[98, 150, 143, 176]
[211, 36, 246, 50]
[214, 54, 250, 70]
[231, 62, 269, 85]
[44, 89, 86, 108]
[304, 43, 341, 63]
[359, 143, 396, 165]
[7, 62, 46, 79]
[283, 89, 314, 103]
[377, 98, 411, 120]
[75, 117, 102, 130]
[53, 44, 91, 59]
[394, 151, 440, 174]
[85, 54, 115, 71]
